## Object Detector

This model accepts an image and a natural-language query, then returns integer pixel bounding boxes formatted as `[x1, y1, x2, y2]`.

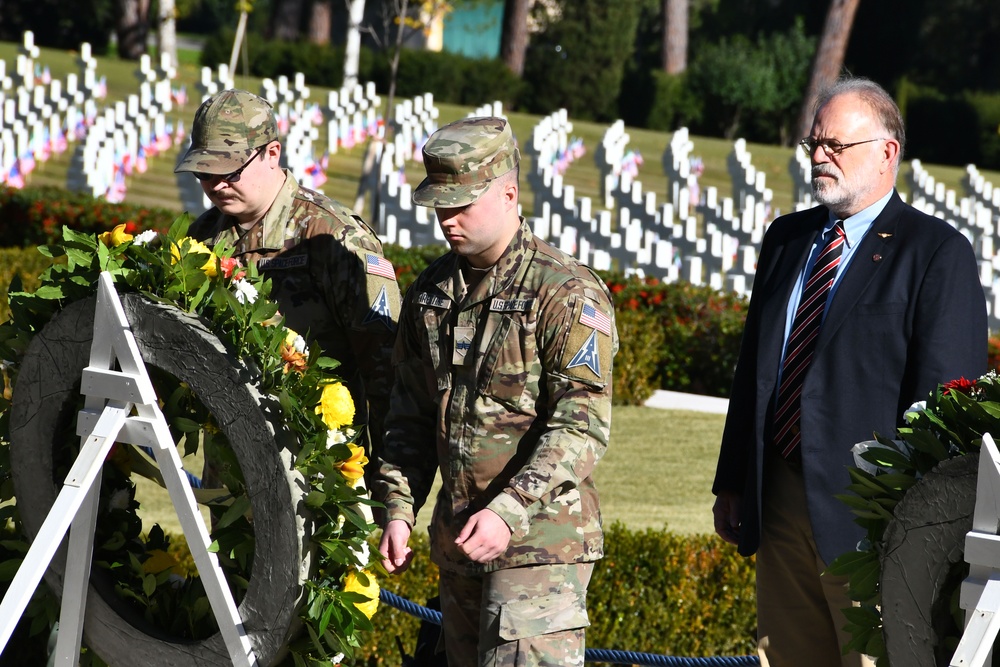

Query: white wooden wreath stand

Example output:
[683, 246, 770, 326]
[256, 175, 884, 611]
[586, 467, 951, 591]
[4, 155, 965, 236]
[0, 273, 257, 666]
[953, 431, 1000, 666]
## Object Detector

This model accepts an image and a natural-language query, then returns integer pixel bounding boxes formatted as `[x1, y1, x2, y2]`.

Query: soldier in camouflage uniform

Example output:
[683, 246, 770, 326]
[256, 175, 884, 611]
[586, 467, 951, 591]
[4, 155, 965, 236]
[175, 90, 400, 481]
[373, 117, 618, 667]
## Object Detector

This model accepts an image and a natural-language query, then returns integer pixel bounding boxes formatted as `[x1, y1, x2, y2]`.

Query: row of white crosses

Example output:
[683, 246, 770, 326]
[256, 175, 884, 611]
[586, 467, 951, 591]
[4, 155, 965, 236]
[902, 159, 1000, 332]
[326, 81, 381, 154]
[0, 32, 108, 189]
[376, 94, 441, 248]
[69, 53, 178, 202]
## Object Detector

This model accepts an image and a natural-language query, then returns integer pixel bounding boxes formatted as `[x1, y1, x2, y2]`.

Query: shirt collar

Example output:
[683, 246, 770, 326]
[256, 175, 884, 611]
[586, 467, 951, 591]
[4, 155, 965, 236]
[827, 188, 894, 249]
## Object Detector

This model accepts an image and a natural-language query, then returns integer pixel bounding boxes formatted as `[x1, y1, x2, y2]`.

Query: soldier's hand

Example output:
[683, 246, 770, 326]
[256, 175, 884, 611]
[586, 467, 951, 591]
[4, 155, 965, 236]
[713, 492, 742, 546]
[455, 509, 512, 563]
[379, 519, 414, 574]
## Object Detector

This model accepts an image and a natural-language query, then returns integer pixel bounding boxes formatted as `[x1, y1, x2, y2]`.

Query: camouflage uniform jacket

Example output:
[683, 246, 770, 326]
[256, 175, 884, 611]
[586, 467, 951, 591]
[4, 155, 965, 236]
[189, 171, 401, 457]
[377, 220, 618, 574]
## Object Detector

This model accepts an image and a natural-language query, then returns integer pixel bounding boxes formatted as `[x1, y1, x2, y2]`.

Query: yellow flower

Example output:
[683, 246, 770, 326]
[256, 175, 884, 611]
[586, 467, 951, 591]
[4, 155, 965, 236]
[142, 548, 184, 576]
[316, 383, 355, 430]
[170, 237, 218, 278]
[343, 569, 379, 619]
[98, 224, 134, 247]
[336, 443, 368, 486]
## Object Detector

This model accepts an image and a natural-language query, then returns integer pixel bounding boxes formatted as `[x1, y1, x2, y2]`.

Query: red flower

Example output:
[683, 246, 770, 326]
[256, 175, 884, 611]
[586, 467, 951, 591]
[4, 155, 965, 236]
[943, 376, 977, 396]
[219, 256, 246, 280]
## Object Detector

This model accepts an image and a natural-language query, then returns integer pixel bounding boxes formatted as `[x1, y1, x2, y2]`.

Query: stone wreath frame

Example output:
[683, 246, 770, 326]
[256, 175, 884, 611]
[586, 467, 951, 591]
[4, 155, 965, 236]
[879, 454, 979, 666]
[8, 292, 310, 666]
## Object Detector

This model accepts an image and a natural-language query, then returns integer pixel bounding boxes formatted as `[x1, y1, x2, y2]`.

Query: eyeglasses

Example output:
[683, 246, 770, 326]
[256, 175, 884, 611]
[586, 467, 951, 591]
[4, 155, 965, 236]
[193, 144, 268, 183]
[799, 137, 884, 158]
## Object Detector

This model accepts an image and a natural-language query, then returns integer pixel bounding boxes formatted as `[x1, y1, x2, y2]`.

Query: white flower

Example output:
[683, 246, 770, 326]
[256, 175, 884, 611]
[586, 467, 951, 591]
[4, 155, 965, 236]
[350, 542, 370, 569]
[332, 653, 344, 665]
[326, 429, 347, 449]
[133, 230, 158, 246]
[903, 400, 927, 424]
[108, 488, 130, 511]
[232, 278, 258, 304]
[291, 334, 307, 354]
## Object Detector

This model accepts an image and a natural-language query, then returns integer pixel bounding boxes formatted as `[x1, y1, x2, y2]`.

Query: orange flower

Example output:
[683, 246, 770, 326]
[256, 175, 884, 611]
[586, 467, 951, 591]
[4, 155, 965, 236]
[219, 256, 246, 280]
[336, 443, 368, 486]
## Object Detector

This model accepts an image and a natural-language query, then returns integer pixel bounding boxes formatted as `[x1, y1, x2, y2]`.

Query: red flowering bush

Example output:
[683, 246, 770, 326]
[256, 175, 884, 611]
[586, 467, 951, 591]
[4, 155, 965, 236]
[0, 185, 176, 247]
[602, 273, 749, 399]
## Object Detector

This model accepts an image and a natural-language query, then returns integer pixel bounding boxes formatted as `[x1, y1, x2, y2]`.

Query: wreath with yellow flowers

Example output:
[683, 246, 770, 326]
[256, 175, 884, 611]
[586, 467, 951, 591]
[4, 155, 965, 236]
[0, 218, 379, 666]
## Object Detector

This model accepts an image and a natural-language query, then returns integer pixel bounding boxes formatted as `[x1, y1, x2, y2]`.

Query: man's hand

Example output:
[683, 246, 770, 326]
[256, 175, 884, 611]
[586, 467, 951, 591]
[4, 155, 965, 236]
[713, 492, 742, 546]
[455, 509, 512, 563]
[379, 519, 415, 574]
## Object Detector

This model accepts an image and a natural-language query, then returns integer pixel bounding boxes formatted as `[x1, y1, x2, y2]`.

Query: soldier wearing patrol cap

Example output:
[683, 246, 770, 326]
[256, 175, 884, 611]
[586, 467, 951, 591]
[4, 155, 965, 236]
[374, 116, 618, 667]
[176, 89, 401, 486]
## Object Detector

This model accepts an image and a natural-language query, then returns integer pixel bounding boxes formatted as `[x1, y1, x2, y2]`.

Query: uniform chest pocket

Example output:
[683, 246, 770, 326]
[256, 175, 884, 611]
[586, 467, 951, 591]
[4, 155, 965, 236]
[480, 313, 539, 408]
[422, 308, 452, 393]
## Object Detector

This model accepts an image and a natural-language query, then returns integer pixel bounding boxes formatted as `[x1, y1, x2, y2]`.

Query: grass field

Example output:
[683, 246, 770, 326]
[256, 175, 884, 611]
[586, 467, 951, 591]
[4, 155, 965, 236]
[133, 405, 726, 539]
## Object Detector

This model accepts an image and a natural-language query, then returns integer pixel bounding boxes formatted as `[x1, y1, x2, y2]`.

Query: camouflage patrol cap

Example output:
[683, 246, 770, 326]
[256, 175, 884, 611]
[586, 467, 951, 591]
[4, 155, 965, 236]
[412, 116, 519, 208]
[174, 89, 279, 175]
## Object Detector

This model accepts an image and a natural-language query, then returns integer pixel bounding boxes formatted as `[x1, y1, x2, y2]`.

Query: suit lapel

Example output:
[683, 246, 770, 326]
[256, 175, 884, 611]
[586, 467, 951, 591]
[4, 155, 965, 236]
[814, 193, 903, 353]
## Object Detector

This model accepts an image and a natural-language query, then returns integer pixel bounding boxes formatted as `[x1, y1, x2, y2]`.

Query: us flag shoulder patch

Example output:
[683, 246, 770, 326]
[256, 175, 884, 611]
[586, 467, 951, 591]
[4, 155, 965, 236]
[579, 301, 612, 336]
[366, 253, 396, 280]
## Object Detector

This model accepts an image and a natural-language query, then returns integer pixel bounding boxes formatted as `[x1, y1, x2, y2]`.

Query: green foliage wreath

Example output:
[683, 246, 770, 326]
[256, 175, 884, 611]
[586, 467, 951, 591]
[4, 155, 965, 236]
[0, 219, 380, 666]
[829, 372, 1000, 665]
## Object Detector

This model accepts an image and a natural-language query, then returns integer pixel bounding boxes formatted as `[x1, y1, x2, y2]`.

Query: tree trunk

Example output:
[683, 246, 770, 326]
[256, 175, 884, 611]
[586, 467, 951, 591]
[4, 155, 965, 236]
[795, 0, 861, 141]
[271, 0, 306, 41]
[500, 0, 530, 77]
[158, 0, 177, 69]
[342, 0, 366, 89]
[308, 0, 332, 44]
[115, 0, 151, 60]
[662, 0, 688, 74]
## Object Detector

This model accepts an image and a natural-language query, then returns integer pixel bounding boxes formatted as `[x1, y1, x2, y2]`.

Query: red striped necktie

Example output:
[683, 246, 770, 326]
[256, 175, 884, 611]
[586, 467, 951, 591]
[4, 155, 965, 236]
[772, 222, 846, 459]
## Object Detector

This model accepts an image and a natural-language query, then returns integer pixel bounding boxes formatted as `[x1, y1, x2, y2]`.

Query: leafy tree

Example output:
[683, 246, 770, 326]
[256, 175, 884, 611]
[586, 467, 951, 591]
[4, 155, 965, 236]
[522, 0, 643, 121]
[686, 18, 815, 143]
[0, 0, 113, 53]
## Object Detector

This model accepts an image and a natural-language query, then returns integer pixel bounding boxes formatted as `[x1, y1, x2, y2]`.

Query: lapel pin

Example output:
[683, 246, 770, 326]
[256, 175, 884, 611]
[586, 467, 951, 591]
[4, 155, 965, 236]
[877, 232, 893, 239]
[872, 253, 883, 262]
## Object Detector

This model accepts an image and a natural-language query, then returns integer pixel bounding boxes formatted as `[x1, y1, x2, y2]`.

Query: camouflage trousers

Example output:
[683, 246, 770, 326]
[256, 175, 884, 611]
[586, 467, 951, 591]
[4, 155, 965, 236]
[437, 562, 593, 667]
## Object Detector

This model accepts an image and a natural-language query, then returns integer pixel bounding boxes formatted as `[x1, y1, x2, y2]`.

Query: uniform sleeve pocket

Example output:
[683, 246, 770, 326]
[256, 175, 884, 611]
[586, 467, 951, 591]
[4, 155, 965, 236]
[498, 591, 590, 641]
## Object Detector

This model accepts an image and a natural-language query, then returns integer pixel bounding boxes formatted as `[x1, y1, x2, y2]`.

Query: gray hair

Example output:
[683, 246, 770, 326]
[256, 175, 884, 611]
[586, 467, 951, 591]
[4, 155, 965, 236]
[815, 77, 905, 171]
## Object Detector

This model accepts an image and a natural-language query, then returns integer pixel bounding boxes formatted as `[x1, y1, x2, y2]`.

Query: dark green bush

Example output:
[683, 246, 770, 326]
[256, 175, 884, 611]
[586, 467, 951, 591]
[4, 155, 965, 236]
[612, 306, 667, 405]
[899, 80, 1000, 170]
[201, 32, 521, 109]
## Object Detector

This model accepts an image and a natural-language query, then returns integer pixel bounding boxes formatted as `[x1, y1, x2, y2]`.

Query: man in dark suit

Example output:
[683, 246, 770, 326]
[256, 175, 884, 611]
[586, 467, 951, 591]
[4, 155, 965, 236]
[712, 76, 987, 666]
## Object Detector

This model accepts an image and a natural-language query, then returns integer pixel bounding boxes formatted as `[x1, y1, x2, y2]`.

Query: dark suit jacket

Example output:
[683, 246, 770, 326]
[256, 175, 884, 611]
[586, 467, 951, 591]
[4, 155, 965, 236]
[713, 191, 987, 564]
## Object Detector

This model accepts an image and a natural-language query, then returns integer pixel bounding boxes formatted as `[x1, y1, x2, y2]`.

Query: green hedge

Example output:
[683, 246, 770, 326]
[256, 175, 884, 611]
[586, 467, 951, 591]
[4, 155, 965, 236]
[200, 31, 524, 109]
[899, 80, 1000, 170]
[355, 524, 756, 665]
[0, 523, 756, 665]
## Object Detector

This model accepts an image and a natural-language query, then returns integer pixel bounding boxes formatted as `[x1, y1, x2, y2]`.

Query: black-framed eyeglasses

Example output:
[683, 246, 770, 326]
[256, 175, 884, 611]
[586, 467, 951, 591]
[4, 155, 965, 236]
[798, 137, 884, 158]
[193, 144, 268, 183]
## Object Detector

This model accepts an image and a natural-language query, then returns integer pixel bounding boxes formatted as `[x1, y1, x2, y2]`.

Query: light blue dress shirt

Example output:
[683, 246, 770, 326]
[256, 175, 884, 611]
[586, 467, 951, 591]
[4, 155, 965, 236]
[779, 189, 895, 373]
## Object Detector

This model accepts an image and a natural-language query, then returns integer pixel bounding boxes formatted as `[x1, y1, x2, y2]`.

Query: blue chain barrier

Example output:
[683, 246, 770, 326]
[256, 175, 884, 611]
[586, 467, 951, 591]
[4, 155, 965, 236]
[379, 590, 761, 666]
